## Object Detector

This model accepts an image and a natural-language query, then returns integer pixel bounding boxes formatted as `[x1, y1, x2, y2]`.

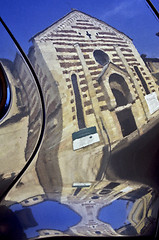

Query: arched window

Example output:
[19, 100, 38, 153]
[71, 74, 86, 129]
[111, 88, 128, 106]
[109, 73, 130, 107]
[93, 50, 109, 66]
[134, 66, 150, 95]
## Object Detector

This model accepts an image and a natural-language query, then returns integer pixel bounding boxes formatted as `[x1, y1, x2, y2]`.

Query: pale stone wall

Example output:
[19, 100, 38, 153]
[29, 10, 159, 185]
[1, 55, 45, 203]
[0, 62, 28, 177]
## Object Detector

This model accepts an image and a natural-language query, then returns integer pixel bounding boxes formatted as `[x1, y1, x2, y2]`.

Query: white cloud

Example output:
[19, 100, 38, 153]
[102, 0, 142, 19]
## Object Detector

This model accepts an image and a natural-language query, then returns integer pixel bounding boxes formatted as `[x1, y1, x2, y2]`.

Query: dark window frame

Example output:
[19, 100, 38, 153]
[93, 49, 109, 66]
[71, 73, 86, 129]
[134, 66, 150, 95]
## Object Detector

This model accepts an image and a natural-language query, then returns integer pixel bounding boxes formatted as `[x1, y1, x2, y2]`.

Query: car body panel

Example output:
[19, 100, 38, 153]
[0, 7, 159, 239]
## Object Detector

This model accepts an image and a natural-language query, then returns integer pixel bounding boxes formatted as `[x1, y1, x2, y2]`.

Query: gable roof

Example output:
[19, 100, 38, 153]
[29, 9, 132, 42]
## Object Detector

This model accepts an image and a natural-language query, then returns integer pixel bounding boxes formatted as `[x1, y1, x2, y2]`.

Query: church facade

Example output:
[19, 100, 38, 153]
[1, 10, 159, 238]
[28, 10, 159, 185]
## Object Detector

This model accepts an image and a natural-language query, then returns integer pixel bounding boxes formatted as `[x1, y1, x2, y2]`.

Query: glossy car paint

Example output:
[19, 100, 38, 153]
[0, 9, 159, 240]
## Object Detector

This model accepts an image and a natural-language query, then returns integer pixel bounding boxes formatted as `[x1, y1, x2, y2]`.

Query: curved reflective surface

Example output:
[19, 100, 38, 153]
[1, 180, 159, 238]
[0, 7, 159, 240]
[0, 19, 44, 198]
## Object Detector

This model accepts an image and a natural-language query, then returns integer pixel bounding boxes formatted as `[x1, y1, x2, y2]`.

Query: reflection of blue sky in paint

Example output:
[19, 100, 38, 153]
[1, 0, 159, 58]
[0, 23, 17, 62]
[0, 80, 11, 120]
[5, 86, 11, 107]
[10, 200, 81, 238]
[98, 200, 133, 229]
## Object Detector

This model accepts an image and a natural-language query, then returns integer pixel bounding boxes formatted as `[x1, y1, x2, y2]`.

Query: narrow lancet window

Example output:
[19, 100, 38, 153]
[71, 74, 86, 129]
[134, 66, 150, 95]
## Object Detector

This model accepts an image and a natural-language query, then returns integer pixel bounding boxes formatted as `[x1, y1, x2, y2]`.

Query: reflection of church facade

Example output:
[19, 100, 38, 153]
[29, 9, 159, 144]
[28, 10, 159, 185]
[2, 10, 159, 238]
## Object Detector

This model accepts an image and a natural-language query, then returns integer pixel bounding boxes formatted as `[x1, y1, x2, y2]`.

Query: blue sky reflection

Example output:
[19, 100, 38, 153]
[98, 199, 133, 229]
[1, 0, 159, 58]
[10, 200, 81, 238]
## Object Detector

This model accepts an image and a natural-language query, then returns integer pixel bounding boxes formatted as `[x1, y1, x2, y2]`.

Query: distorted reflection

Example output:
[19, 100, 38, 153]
[10, 201, 81, 238]
[98, 200, 134, 229]
[1, 9, 159, 239]
[0, 182, 157, 237]
[0, 22, 43, 198]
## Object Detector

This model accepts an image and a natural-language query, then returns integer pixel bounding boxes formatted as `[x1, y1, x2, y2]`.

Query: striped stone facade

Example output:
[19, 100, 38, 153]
[13, 54, 43, 161]
[0, 54, 43, 189]
[29, 10, 159, 185]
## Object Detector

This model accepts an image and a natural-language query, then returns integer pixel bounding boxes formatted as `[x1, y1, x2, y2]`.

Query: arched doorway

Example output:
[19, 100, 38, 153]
[109, 73, 137, 137]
